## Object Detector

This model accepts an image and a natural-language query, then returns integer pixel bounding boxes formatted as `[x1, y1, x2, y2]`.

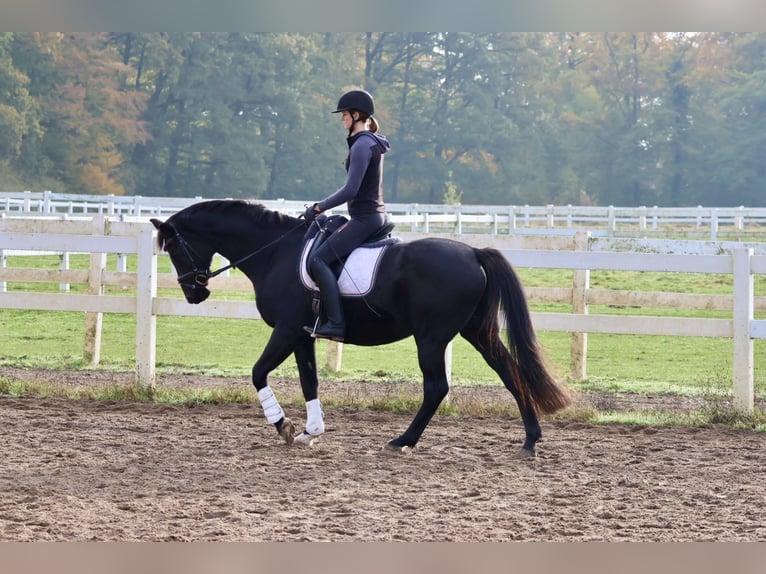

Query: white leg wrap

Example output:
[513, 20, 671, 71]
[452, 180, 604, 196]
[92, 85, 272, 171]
[257, 386, 285, 424]
[305, 398, 325, 436]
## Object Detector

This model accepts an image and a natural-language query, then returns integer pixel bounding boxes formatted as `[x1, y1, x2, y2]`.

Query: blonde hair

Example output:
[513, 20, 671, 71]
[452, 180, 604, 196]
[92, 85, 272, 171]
[369, 116, 379, 133]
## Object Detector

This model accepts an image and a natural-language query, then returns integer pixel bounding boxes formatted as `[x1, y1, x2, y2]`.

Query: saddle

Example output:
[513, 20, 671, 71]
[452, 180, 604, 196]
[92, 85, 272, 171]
[298, 214, 399, 298]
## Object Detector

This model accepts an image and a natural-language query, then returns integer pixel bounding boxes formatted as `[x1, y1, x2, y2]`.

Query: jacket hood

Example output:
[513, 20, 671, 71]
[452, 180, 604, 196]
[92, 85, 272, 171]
[348, 131, 390, 154]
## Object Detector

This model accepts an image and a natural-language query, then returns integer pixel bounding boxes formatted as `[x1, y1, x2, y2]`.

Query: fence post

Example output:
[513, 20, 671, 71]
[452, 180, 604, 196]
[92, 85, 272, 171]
[735, 206, 745, 232]
[0, 248, 6, 292]
[135, 225, 157, 387]
[507, 206, 517, 234]
[546, 204, 555, 229]
[570, 232, 590, 380]
[710, 209, 719, 241]
[59, 251, 70, 292]
[732, 248, 754, 413]
[607, 205, 616, 233]
[638, 206, 647, 232]
[325, 341, 343, 372]
[0, 213, 4, 291]
[83, 215, 107, 365]
[410, 204, 419, 232]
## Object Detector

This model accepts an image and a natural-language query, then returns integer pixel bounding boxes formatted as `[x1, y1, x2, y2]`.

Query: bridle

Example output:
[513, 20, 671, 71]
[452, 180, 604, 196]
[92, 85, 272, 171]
[166, 220, 306, 290]
[168, 227, 215, 290]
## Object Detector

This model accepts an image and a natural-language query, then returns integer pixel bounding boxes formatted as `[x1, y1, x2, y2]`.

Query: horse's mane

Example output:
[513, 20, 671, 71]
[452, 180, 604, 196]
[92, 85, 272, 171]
[174, 199, 299, 229]
[155, 200, 301, 250]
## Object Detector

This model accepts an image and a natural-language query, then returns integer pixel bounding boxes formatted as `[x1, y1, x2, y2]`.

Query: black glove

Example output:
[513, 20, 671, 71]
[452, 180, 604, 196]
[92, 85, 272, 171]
[303, 203, 319, 222]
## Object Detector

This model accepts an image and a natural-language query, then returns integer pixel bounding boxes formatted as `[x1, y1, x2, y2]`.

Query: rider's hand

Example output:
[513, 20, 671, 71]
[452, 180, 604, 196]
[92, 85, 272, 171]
[303, 203, 320, 222]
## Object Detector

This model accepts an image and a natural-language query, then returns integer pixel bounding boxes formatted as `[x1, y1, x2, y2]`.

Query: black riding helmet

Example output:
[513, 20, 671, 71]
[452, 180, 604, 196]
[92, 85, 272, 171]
[332, 89, 375, 116]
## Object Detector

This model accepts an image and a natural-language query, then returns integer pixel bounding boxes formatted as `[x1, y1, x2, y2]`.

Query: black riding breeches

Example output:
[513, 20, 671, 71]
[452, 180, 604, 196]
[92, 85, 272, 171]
[310, 212, 387, 267]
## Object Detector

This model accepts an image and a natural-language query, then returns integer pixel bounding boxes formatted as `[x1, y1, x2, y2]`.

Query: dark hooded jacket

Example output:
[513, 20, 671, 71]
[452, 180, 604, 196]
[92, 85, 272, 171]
[317, 131, 390, 218]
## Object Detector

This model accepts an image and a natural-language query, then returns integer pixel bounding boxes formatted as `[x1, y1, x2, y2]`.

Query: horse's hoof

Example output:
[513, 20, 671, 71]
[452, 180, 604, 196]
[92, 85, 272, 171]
[382, 443, 412, 456]
[279, 417, 295, 446]
[515, 447, 536, 460]
[294, 431, 320, 447]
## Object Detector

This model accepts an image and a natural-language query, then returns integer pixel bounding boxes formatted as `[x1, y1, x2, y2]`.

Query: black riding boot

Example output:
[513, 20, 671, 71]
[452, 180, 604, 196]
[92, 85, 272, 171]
[304, 259, 346, 342]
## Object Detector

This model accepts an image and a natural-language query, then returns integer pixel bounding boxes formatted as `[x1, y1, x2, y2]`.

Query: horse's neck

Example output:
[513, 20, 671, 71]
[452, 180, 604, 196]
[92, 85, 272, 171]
[212, 225, 299, 284]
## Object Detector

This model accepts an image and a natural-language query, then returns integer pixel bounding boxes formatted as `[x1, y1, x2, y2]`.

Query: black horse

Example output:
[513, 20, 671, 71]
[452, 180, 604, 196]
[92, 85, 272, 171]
[151, 200, 571, 457]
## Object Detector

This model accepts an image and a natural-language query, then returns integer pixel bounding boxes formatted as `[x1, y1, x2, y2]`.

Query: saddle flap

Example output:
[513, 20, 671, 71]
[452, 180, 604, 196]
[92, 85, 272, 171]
[298, 214, 399, 296]
[298, 231, 400, 298]
[303, 215, 348, 271]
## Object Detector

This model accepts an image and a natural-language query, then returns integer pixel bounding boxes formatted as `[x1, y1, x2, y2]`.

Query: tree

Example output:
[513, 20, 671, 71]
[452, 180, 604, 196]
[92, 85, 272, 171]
[4, 32, 766, 207]
[0, 33, 40, 175]
[705, 33, 766, 206]
[0, 33, 29, 159]
[9, 33, 148, 195]
[126, 33, 353, 199]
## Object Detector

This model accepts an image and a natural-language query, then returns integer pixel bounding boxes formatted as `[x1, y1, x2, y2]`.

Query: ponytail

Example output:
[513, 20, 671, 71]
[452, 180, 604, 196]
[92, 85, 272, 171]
[350, 111, 380, 134]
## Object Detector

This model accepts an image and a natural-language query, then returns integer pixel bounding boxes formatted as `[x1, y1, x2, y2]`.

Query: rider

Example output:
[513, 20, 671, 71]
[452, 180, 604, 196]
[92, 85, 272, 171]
[303, 89, 391, 342]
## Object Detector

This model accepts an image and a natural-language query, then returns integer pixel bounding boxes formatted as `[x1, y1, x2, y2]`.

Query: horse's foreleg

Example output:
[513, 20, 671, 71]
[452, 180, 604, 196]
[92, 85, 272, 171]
[293, 338, 324, 446]
[252, 331, 300, 445]
[256, 385, 295, 445]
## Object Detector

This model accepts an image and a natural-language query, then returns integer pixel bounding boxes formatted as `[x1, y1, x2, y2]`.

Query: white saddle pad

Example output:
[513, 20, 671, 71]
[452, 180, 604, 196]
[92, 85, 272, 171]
[299, 236, 393, 297]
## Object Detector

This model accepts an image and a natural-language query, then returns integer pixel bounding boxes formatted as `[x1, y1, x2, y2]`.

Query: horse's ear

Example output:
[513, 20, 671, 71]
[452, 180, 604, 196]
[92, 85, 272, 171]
[150, 218, 171, 250]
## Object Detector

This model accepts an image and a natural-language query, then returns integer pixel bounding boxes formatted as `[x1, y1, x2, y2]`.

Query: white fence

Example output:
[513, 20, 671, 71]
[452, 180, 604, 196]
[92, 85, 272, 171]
[1, 216, 765, 412]
[3, 190, 766, 240]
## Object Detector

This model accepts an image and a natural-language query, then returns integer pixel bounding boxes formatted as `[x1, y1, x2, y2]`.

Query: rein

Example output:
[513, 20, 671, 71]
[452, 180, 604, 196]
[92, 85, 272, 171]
[169, 220, 306, 289]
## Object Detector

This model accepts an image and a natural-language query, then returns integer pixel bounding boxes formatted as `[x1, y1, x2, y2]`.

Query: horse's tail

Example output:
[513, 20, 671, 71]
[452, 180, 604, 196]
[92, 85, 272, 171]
[474, 248, 572, 415]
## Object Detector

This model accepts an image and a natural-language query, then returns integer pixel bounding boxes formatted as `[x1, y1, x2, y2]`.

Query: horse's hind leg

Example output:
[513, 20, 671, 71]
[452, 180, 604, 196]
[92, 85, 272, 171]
[387, 337, 451, 452]
[461, 323, 542, 458]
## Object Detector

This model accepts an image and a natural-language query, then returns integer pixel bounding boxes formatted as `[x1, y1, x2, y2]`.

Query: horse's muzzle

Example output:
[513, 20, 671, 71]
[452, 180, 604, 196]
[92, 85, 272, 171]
[183, 285, 210, 304]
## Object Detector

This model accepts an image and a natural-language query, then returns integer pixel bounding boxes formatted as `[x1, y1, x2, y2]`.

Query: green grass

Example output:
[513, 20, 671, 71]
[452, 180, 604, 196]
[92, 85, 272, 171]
[4, 308, 764, 397]
[2, 255, 766, 412]
[3, 372, 765, 431]
[0, 375, 256, 406]
[589, 400, 766, 430]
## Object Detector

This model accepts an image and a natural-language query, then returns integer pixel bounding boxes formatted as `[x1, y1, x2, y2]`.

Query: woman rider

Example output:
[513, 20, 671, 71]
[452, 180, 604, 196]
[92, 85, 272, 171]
[303, 89, 391, 342]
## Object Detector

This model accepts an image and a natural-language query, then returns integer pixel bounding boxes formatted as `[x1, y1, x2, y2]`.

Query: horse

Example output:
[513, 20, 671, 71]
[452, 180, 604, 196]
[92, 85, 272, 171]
[151, 199, 572, 457]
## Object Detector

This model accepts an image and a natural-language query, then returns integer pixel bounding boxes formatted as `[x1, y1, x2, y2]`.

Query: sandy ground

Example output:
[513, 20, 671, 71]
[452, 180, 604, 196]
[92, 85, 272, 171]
[1, 367, 765, 541]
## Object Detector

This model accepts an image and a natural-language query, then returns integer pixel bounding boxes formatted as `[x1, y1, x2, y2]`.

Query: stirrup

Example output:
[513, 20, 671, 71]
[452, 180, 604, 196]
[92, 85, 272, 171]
[307, 322, 345, 342]
[303, 315, 321, 337]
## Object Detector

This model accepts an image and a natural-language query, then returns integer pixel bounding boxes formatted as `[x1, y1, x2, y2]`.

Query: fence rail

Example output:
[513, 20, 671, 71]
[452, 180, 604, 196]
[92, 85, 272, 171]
[1, 216, 765, 412]
[3, 190, 766, 240]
